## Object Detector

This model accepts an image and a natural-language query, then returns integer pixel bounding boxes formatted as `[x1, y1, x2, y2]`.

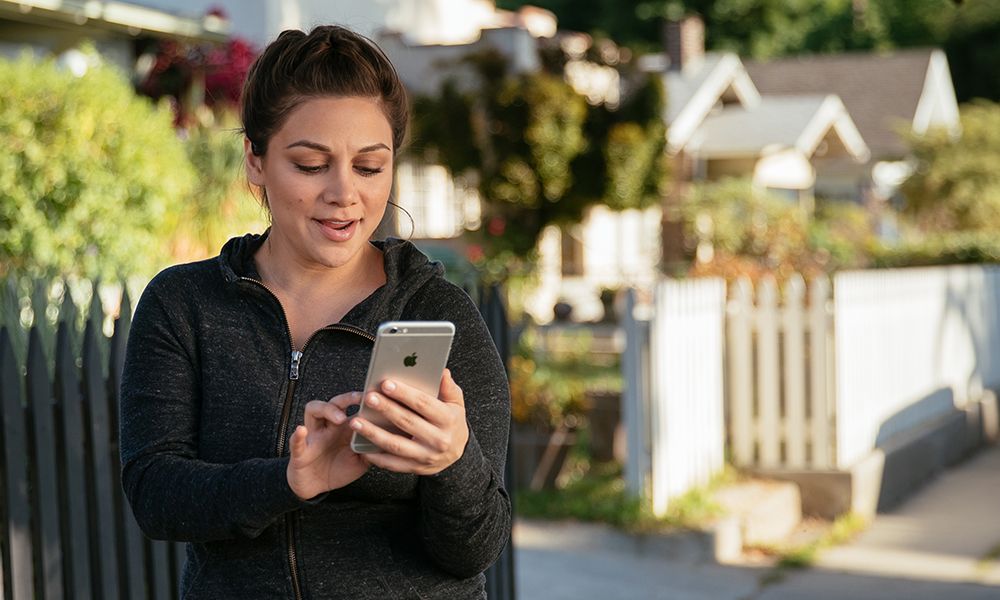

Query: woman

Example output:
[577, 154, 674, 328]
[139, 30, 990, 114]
[120, 25, 511, 599]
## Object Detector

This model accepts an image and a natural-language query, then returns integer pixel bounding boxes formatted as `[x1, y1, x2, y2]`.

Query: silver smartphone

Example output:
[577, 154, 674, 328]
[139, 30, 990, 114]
[350, 321, 456, 453]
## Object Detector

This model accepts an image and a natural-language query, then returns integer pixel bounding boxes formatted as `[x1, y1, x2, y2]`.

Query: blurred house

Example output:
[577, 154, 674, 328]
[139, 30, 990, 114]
[0, 0, 226, 75]
[744, 49, 961, 203]
[655, 16, 872, 209]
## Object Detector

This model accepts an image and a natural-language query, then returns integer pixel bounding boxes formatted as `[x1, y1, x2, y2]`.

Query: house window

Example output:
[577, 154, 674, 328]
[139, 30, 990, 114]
[395, 163, 482, 239]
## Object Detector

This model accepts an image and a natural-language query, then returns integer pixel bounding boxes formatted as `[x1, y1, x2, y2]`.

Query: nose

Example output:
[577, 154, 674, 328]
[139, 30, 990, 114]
[322, 163, 358, 205]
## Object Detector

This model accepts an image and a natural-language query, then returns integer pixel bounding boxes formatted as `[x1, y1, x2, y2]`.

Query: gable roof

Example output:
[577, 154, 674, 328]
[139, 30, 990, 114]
[744, 49, 943, 160]
[693, 95, 868, 162]
[662, 51, 760, 153]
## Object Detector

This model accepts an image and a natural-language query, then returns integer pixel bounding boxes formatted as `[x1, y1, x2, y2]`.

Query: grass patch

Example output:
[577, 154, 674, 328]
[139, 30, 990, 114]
[774, 512, 869, 569]
[977, 542, 1000, 572]
[515, 461, 735, 533]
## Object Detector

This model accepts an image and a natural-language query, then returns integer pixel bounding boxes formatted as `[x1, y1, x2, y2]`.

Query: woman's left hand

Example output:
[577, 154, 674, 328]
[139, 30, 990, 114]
[350, 368, 469, 475]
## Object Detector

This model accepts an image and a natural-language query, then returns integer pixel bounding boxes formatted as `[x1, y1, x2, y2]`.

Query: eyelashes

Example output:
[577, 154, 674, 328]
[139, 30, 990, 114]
[293, 164, 384, 178]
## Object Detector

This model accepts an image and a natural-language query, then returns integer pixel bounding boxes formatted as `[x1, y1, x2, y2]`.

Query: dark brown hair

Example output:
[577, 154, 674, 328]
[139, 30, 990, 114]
[240, 25, 409, 156]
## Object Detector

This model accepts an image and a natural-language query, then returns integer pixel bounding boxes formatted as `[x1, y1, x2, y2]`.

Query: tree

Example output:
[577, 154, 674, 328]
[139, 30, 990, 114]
[945, 0, 1000, 102]
[409, 46, 667, 275]
[0, 53, 194, 280]
[500, 1, 1000, 102]
[901, 101, 1000, 231]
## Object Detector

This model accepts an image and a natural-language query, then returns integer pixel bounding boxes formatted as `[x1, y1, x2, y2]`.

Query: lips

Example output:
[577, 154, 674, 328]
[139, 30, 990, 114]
[315, 218, 360, 242]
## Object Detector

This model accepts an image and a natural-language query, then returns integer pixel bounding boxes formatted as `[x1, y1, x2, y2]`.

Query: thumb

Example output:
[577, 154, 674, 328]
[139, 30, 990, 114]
[290, 425, 309, 463]
[440, 368, 465, 406]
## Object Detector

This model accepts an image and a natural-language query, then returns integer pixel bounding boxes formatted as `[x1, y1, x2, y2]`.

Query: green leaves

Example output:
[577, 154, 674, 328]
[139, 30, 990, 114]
[410, 50, 667, 266]
[0, 55, 194, 280]
[902, 101, 1000, 231]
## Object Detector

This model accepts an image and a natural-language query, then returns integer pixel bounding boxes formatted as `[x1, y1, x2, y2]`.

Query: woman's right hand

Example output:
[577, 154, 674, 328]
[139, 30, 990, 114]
[286, 392, 368, 500]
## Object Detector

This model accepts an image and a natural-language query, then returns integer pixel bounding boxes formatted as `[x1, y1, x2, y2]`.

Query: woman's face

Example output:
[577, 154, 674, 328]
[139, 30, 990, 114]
[245, 96, 394, 271]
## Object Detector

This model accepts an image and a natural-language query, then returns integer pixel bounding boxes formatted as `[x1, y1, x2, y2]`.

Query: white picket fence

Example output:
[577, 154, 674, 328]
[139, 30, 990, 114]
[726, 274, 836, 470]
[621, 264, 1000, 512]
[623, 279, 727, 516]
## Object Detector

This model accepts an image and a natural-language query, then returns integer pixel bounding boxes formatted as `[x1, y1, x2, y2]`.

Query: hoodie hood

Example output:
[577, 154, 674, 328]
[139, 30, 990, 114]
[216, 230, 446, 334]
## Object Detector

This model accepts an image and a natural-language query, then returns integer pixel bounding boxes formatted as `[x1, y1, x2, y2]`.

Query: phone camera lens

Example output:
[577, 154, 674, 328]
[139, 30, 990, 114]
[388, 327, 399, 334]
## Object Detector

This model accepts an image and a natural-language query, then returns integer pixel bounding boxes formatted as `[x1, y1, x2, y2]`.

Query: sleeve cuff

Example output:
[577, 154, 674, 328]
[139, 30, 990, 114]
[420, 430, 495, 513]
[254, 458, 328, 517]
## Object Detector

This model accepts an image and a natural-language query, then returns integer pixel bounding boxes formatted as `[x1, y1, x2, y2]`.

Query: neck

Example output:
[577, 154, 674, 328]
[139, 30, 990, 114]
[255, 232, 382, 301]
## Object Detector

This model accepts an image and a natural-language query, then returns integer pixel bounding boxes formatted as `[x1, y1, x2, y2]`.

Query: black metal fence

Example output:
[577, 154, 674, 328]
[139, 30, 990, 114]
[0, 279, 515, 599]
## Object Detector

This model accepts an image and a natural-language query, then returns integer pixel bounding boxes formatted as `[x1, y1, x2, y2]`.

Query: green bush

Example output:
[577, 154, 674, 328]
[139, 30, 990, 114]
[0, 52, 194, 279]
[872, 232, 1000, 267]
[171, 110, 267, 260]
[902, 100, 1000, 232]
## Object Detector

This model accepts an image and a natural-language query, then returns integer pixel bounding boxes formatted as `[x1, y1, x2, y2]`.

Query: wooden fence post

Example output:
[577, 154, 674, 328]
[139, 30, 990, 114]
[107, 288, 147, 599]
[0, 328, 35, 599]
[478, 284, 516, 600]
[26, 327, 64, 599]
[54, 319, 93, 600]
[82, 319, 120, 600]
[621, 288, 649, 498]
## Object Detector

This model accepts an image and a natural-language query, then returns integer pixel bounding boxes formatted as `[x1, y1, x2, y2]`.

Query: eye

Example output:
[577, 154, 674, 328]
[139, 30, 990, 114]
[355, 166, 385, 178]
[294, 163, 327, 174]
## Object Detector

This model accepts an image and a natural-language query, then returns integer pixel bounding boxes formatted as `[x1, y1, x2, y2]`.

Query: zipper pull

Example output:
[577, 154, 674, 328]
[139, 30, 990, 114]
[289, 350, 303, 380]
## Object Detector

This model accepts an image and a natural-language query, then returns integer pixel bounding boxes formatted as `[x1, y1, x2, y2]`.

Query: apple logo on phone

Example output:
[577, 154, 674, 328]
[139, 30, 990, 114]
[404, 352, 418, 367]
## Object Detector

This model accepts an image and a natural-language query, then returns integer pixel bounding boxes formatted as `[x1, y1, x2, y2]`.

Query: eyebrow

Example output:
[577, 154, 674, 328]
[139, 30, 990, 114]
[285, 140, 391, 153]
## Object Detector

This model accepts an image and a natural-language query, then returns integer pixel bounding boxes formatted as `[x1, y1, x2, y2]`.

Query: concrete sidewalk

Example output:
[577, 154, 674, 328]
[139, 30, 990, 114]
[514, 446, 1000, 599]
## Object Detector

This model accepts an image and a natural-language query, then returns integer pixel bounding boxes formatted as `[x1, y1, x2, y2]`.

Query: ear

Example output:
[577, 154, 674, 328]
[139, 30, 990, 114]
[244, 137, 266, 186]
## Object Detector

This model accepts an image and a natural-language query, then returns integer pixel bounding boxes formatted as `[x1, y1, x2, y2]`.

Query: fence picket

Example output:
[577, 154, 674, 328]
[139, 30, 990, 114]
[173, 542, 186, 596]
[809, 276, 833, 468]
[783, 276, 807, 469]
[26, 328, 64, 600]
[727, 278, 754, 467]
[2, 279, 27, 366]
[0, 328, 36, 600]
[82, 320, 120, 600]
[756, 277, 781, 467]
[108, 291, 147, 600]
[148, 541, 172, 600]
[54, 320, 92, 600]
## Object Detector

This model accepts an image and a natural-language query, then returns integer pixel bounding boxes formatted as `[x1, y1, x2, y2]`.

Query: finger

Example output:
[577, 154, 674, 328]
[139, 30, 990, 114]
[305, 399, 345, 428]
[350, 416, 429, 459]
[364, 392, 447, 449]
[438, 369, 465, 407]
[379, 379, 448, 426]
[327, 391, 363, 412]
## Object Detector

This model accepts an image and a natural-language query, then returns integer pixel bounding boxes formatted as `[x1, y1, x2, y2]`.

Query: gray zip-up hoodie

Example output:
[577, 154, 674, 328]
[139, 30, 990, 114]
[120, 232, 512, 599]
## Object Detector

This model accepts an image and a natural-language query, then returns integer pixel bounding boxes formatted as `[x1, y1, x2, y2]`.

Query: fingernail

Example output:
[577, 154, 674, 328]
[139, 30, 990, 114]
[368, 393, 380, 407]
[383, 380, 396, 392]
[351, 419, 363, 431]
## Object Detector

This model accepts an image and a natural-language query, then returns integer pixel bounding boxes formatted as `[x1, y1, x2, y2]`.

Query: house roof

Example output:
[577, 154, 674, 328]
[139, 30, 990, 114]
[693, 95, 869, 162]
[744, 49, 940, 160]
[662, 51, 761, 153]
[0, 0, 228, 42]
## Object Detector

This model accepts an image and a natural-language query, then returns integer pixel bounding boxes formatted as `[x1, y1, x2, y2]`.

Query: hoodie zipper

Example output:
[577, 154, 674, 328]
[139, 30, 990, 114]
[239, 276, 376, 600]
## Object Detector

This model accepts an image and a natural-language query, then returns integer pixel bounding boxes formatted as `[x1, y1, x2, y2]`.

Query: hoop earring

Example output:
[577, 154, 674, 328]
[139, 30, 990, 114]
[388, 199, 415, 240]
